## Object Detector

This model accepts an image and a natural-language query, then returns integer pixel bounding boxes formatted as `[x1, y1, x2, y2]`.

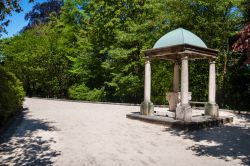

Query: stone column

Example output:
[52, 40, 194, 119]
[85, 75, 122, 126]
[173, 61, 180, 92]
[181, 56, 189, 105]
[205, 60, 219, 118]
[140, 58, 154, 116]
[208, 60, 216, 104]
[144, 59, 151, 102]
[176, 56, 192, 121]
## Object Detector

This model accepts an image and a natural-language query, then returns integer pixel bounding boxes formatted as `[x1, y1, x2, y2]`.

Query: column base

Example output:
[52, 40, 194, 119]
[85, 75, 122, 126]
[140, 101, 154, 116]
[176, 104, 192, 122]
[166, 92, 179, 112]
[205, 103, 219, 118]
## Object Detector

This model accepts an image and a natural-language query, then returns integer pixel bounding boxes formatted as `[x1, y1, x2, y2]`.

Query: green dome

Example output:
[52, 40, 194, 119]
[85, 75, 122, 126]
[153, 28, 207, 49]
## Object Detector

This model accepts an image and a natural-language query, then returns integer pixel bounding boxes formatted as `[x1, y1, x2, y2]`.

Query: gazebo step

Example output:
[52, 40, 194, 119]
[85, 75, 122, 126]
[126, 112, 233, 131]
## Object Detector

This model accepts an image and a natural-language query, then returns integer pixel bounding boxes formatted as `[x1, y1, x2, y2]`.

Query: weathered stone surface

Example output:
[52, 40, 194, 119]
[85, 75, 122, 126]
[140, 101, 154, 116]
[205, 103, 219, 118]
[178, 92, 192, 101]
[166, 92, 179, 112]
[144, 59, 151, 102]
[181, 56, 189, 105]
[208, 60, 216, 104]
[173, 62, 180, 92]
[126, 112, 233, 131]
[176, 104, 192, 122]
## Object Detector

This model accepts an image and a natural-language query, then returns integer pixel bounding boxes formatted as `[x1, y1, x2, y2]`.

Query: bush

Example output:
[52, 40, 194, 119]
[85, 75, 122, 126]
[0, 66, 25, 127]
[68, 84, 105, 101]
[218, 65, 250, 111]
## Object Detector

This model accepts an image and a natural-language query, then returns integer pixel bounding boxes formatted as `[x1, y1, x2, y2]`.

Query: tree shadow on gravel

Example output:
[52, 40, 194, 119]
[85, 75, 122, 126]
[165, 114, 250, 165]
[0, 108, 61, 166]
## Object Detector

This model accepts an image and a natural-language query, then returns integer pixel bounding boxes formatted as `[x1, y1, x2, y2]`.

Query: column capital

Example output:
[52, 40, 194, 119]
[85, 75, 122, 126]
[181, 56, 189, 60]
[174, 59, 181, 65]
[209, 59, 216, 64]
[145, 60, 151, 64]
[145, 56, 151, 61]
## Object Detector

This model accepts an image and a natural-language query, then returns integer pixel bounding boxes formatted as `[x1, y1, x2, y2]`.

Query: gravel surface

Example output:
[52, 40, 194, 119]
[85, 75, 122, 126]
[0, 98, 250, 166]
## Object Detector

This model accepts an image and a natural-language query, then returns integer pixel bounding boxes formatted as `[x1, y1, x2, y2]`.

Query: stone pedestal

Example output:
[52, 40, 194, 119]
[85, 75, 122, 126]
[166, 92, 179, 112]
[176, 104, 192, 122]
[140, 101, 154, 116]
[205, 103, 219, 118]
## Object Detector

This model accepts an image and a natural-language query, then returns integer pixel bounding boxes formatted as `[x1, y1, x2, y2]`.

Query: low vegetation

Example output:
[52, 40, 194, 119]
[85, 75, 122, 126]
[0, 66, 25, 128]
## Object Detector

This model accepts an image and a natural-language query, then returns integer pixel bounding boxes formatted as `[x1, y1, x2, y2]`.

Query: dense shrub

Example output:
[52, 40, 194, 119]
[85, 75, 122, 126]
[0, 66, 25, 127]
[68, 84, 105, 101]
[218, 64, 250, 111]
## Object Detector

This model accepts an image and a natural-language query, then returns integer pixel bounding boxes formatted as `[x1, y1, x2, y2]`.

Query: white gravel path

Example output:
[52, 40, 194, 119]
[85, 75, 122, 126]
[0, 98, 250, 166]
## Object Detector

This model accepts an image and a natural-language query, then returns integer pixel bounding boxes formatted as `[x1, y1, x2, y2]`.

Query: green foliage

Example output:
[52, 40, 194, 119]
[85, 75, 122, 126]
[71, 0, 172, 103]
[1, 0, 249, 111]
[189, 60, 209, 102]
[151, 60, 172, 105]
[2, 23, 73, 98]
[69, 84, 105, 101]
[217, 51, 250, 111]
[24, 0, 63, 29]
[219, 63, 250, 111]
[0, 66, 25, 127]
[241, 0, 250, 23]
[164, 0, 243, 102]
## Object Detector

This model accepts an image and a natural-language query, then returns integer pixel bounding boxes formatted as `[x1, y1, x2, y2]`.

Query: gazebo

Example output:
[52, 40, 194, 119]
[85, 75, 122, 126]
[140, 28, 219, 122]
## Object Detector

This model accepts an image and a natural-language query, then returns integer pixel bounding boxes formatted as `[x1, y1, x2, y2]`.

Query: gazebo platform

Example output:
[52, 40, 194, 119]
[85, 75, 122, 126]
[126, 111, 233, 131]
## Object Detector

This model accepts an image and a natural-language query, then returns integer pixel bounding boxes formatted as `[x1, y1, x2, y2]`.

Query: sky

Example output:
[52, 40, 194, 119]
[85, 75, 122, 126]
[1, 0, 47, 39]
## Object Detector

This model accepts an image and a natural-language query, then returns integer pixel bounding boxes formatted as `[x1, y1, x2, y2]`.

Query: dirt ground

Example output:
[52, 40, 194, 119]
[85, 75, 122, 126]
[0, 98, 249, 166]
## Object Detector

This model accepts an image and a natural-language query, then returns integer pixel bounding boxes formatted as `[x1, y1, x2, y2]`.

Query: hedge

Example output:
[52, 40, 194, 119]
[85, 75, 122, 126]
[0, 66, 25, 127]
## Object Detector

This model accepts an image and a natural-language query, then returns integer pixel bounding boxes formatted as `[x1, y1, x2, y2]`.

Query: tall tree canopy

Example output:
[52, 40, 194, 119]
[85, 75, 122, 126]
[233, 24, 250, 53]
[66, 0, 172, 103]
[1, 0, 249, 110]
[24, 0, 63, 30]
[241, 0, 250, 23]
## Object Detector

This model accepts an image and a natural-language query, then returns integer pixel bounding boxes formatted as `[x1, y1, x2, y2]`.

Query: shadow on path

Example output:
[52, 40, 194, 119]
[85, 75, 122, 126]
[0, 108, 61, 166]
[166, 114, 250, 165]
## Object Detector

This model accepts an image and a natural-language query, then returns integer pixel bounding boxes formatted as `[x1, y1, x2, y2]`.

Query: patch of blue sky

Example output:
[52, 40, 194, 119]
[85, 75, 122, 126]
[1, 0, 46, 39]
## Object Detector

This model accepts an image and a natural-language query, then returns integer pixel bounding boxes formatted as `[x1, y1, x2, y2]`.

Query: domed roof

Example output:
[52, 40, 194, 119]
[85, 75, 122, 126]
[153, 28, 207, 49]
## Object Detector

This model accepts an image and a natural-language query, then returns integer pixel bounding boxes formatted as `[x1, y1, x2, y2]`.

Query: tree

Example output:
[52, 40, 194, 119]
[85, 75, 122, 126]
[100, 0, 171, 103]
[53, 0, 105, 101]
[241, 0, 250, 23]
[223, 24, 250, 111]
[1, 0, 249, 110]
[66, 0, 172, 103]
[164, 0, 243, 102]
[23, 0, 63, 30]
[233, 24, 250, 53]
[2, 21, 73, 98]
[57, 0, 245, 104]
